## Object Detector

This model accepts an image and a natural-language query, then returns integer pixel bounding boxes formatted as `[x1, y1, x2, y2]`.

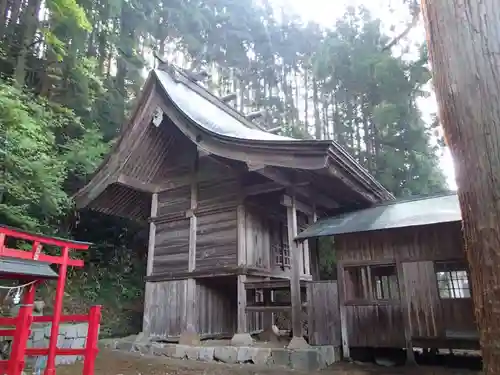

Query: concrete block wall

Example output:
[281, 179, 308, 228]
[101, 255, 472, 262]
[26, 323, 89, 368]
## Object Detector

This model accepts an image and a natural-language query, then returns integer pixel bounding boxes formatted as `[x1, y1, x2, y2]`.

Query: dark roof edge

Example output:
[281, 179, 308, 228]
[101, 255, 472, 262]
[365, 190, 457, 209]
[155, 66, 393, 202]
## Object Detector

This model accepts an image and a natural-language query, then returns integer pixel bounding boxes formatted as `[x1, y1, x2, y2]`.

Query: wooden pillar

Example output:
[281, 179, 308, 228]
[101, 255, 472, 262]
[146, 192, 158, 277]
[179, 158, 200, 345]
[337, 262, 350, 359]
[143, 192, 158, 335]
[286, 194, 309, 349]
[231, 204, 253, 345]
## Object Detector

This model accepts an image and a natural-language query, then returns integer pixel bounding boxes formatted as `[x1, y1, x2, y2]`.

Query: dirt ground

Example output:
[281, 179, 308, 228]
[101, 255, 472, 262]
[56, 349, 480, 375]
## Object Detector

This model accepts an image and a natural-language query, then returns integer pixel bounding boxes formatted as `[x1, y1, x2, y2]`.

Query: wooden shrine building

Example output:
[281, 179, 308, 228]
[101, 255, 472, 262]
[296, 192, 478, 359]
[74, 62, 393, 348]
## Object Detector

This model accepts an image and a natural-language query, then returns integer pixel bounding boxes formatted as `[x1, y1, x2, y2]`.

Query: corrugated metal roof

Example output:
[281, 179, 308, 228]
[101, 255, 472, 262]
[0, 258, 58, 279]
[154, 69, 296, 141]
[296, 192, 461, 240]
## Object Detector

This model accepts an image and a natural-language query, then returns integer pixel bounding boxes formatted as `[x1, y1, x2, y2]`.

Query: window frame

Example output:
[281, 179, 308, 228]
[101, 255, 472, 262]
[342, 262, 401, 304]
[434, 260, 472, 300]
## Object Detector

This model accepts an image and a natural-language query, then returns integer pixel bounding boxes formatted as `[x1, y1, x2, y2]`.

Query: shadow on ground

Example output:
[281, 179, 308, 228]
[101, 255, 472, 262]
[56, 349, 480, 375]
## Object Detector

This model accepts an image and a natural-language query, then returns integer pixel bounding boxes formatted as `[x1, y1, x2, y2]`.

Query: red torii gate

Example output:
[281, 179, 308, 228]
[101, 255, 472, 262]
[0, 225, 101, 375]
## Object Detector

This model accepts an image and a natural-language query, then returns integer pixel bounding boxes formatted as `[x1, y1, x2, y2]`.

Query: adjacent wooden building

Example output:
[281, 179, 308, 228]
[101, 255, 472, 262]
[296, 193, 478, 359]
[74, 62, 392, 346]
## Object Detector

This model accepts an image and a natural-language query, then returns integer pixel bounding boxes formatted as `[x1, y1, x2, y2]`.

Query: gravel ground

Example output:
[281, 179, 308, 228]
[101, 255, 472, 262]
[56, 349, 480, 375]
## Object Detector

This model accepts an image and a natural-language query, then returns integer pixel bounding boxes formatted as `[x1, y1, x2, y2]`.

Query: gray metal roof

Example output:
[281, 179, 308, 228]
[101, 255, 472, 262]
[0, 258, 58, 279]
[154, 69, 295, 141]
[296, 192, 461, 240]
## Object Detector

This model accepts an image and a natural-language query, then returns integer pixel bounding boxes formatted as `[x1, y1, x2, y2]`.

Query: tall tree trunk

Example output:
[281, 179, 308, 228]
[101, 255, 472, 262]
[14, 0, 41, 87]
[304, 68, 309, 133]
[312, 78, 321, 139]
[421, 1, 500, 373]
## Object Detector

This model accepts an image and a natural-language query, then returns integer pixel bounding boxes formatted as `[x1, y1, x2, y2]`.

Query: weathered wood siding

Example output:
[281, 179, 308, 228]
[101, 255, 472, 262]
[196, 279, 237, 336]
[336, 222, 476, 348]
[144, 280, 186, 338]
[345, 304, 405, 347]
[196, 210, 238, 269]
[336, 222, 463, 263]
[143, 278, 237, 339]
[402, 261, 441, 338]
[153, 219, 190, 274]
[244, 206, 272, 269]
[150, 123, 240, 276]
[307, 281, 341, 346]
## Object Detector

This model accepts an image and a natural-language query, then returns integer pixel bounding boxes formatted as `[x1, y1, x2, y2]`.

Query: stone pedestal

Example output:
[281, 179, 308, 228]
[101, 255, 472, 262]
[230, 332, 254, 346]
[287, 336, 310, 349]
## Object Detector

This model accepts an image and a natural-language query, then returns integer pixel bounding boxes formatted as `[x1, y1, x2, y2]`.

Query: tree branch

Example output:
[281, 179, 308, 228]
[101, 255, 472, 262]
[382, 2, 421, 51]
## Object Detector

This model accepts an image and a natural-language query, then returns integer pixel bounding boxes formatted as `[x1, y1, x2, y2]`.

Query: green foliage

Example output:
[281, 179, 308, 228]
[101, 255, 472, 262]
[0, 82, 70, 232]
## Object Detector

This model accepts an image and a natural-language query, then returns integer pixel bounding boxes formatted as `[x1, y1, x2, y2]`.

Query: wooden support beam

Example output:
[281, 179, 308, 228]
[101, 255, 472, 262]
[146, 193, 158, 276]
[221, 92, 237, 103]
[337, 263, 350, 359]
[245, 109, 266, 121]
[180, 157, 199, 345]
[306, 210, 318, 279]
[281, 195, 315, 216]
[197, 146, 210, 158]
[245, 182, 285, 196]
[256, 167, 337, 211]
[117, 174, 159, 193]
[237, 204, 247, 266]
[231, 274, 254, 345]
[287, 194, 309, 349]
[188, 168, 197, 272]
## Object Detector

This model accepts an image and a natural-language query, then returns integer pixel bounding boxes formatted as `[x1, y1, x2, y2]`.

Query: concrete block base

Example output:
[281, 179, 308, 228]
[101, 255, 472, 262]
[105, 335, 341, 371]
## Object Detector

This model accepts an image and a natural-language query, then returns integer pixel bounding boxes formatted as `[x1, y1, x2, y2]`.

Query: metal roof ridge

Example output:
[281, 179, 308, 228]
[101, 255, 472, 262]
[367, 190, 458, 209]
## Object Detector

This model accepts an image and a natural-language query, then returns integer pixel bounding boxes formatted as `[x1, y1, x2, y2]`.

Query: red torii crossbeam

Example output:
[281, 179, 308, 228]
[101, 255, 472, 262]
[0, 225, 101, 375]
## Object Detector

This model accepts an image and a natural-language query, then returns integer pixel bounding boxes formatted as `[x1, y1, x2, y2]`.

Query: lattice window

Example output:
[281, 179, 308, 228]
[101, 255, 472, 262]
[436, 261, 471, 299]
[344, 263, 400, 301]
[273, 244, 291, 268]
[371, 265, 399, 300]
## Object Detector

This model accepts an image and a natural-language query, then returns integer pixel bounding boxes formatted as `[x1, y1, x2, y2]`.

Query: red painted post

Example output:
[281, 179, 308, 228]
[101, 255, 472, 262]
[23, 281, 37, 305]
[82, 306, 101, 375]
[44, 246, 70, 375]
[8, 306, 33, 375]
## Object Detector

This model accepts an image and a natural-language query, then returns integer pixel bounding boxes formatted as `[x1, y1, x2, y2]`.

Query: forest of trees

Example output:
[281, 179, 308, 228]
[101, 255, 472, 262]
[0, 0, 448, 335]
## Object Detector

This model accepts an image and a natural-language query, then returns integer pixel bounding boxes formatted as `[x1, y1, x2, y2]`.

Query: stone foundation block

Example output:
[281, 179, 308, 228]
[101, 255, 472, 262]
[172, 344, 189, 359]
[198, 347, 215, 362]
[214, 346, 238, 364]
[268, 348, 291, 367]
[290, 349, 322, 371]
[251, 348, 272, 365]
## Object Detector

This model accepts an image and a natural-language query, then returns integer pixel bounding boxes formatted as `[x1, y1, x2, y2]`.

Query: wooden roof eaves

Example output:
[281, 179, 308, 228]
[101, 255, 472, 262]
[74, 74, 159, 209]
[168, 66, 264, 131]
[326, 147, 394, 202]
[156, 81, 392, 203]
[157, 90, 331, 170]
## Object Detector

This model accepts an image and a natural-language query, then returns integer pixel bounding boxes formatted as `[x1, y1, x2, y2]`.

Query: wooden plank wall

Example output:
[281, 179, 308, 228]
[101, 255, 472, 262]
[144, 278, 237, 339]
[244, 206, 272, 269]
[307, 281, 341, 346]
[144, 280, 187, 338]
[150, 123, 240, 276]
[336, 222, 475, 348]
[402, 261, 441, 338]
[196, 279, 237, 336]
[153, 219, 190, 274]
[336, 222, 463, 263]
[345, 304, 405, 347]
